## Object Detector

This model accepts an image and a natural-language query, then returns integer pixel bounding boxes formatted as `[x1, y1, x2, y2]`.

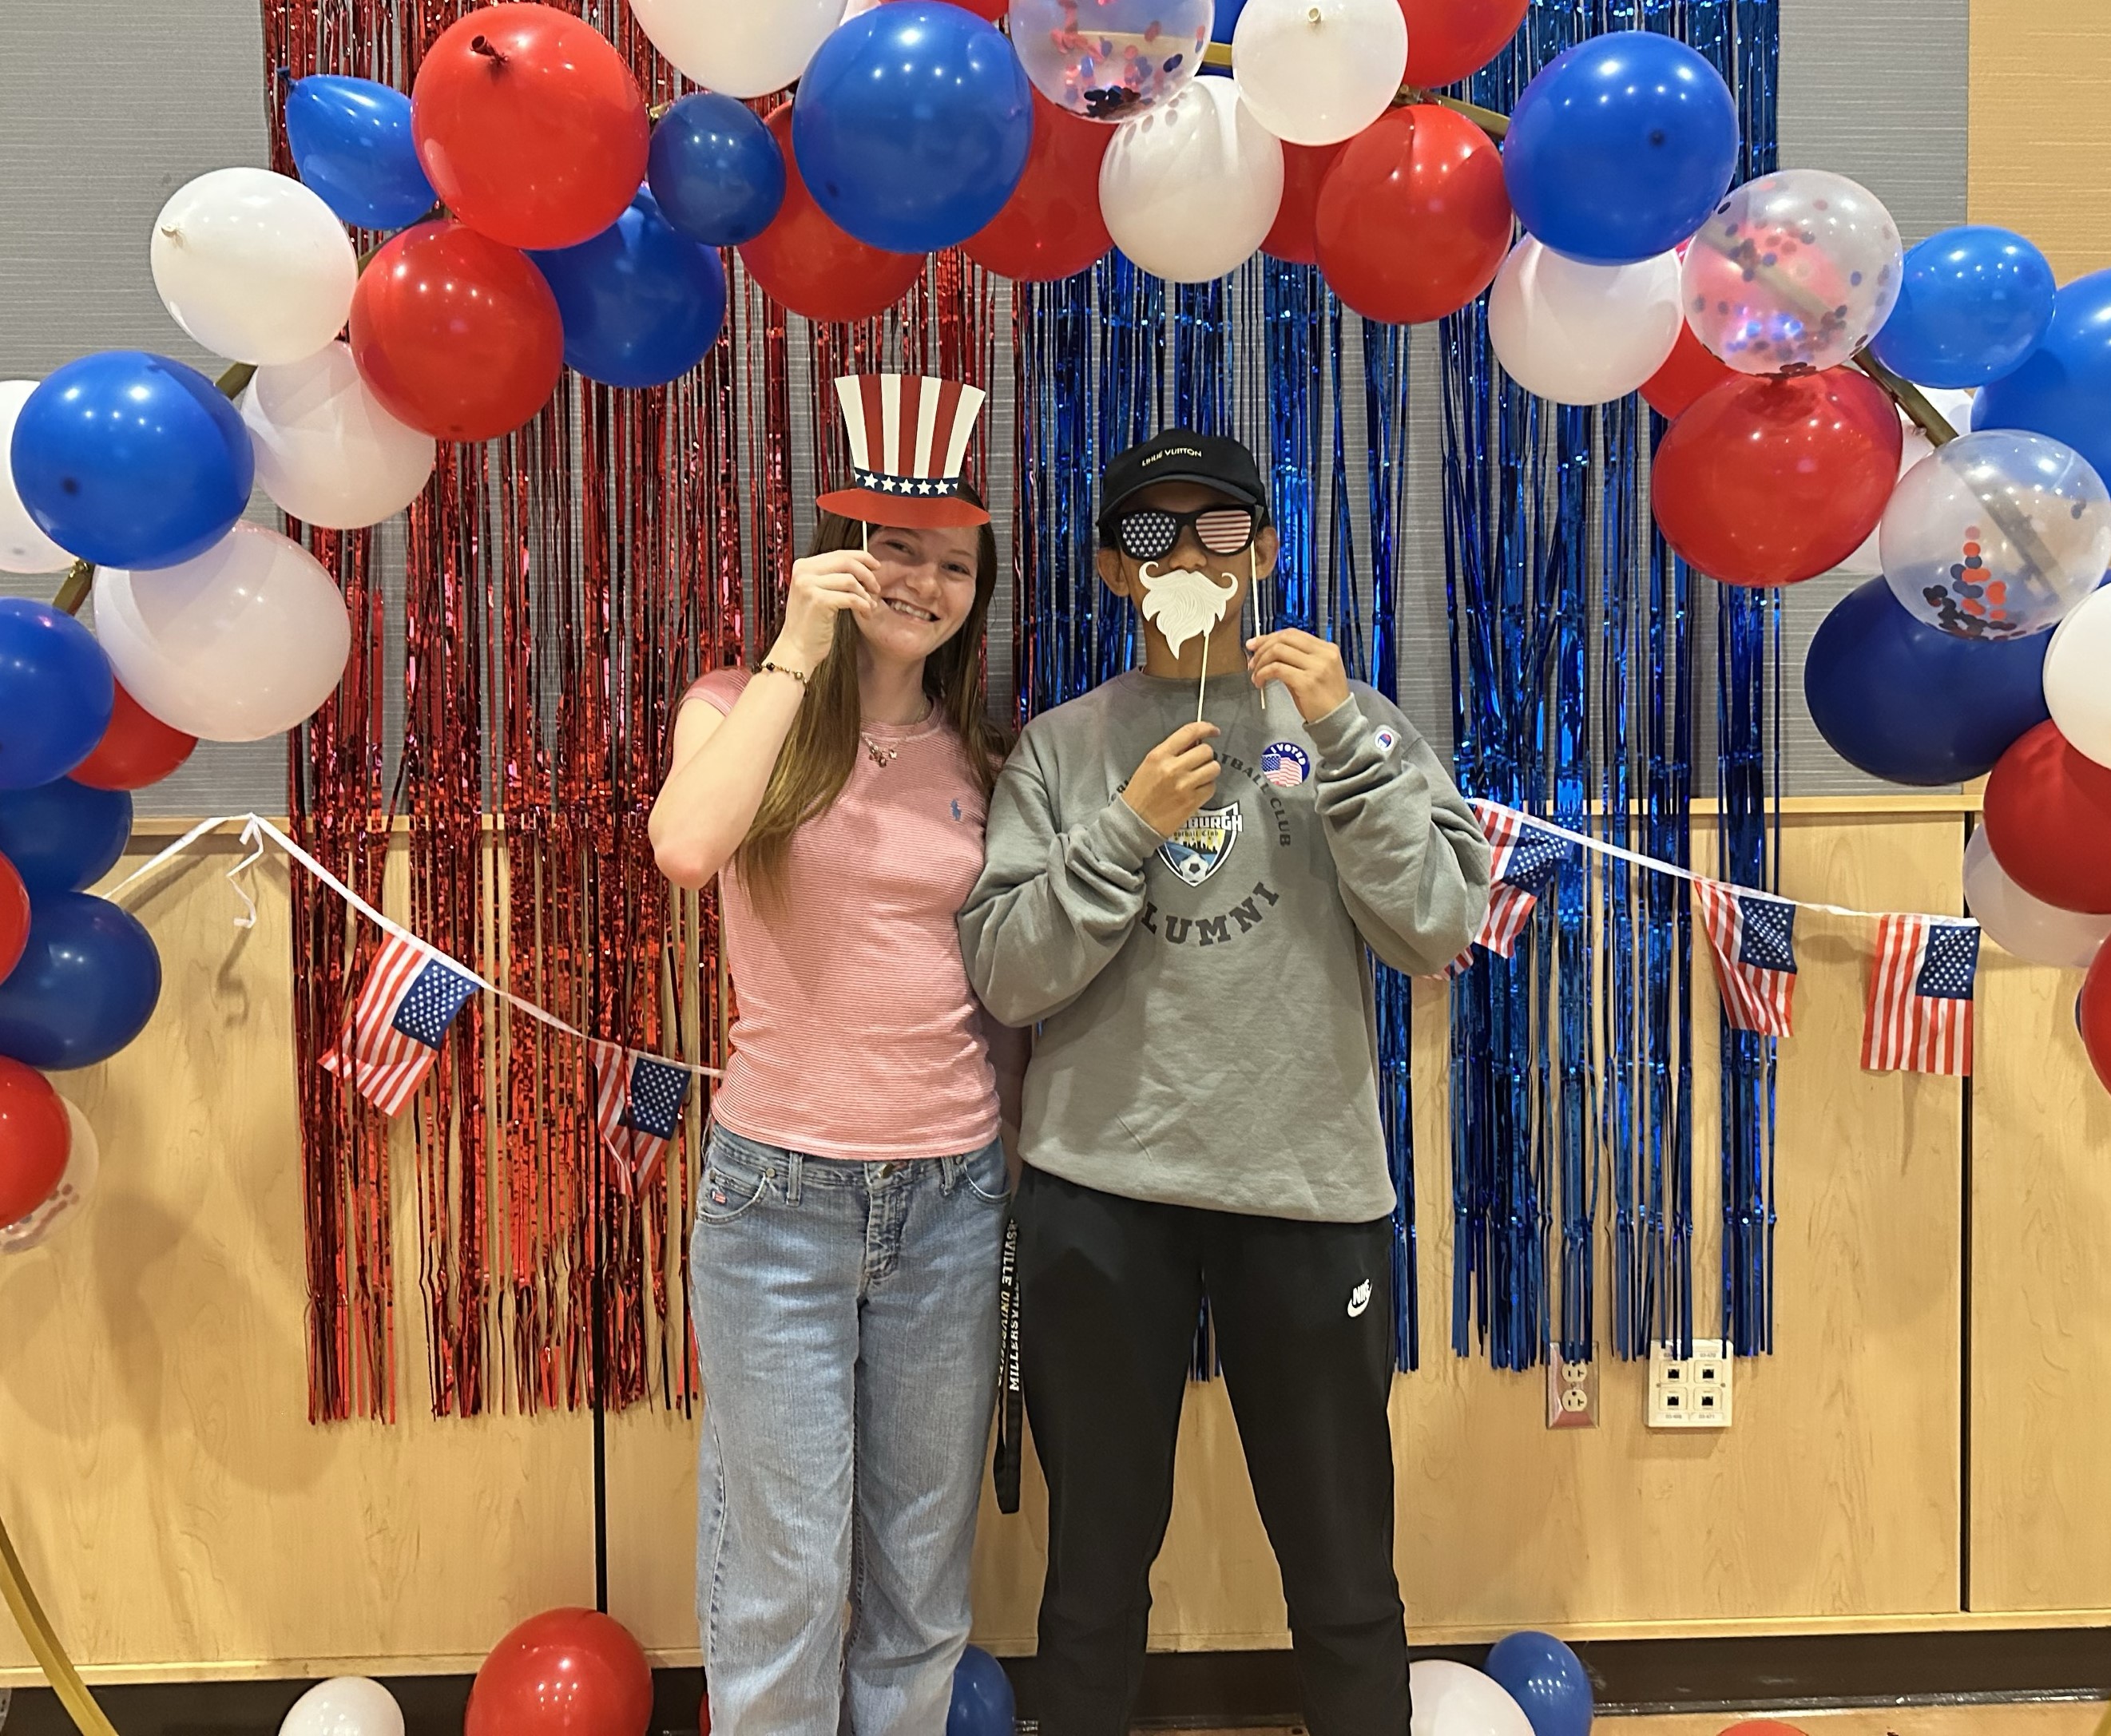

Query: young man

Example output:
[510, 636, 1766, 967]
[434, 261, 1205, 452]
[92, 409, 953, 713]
[958, 430, 1490, 1735]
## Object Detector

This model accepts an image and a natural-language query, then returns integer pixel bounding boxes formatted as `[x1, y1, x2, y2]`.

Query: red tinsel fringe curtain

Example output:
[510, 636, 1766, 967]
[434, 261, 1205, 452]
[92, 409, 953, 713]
[260, 0, 993, 1422]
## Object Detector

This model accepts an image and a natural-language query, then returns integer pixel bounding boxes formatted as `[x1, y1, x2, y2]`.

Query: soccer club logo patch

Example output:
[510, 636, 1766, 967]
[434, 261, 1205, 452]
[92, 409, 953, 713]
[1158, 803, 1244, 886]
[1260, 740, 1311, 788]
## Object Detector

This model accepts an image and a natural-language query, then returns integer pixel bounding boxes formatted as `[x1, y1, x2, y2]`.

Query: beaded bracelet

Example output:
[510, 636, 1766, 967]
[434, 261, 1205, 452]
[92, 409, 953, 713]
[755, 660, 810, 686]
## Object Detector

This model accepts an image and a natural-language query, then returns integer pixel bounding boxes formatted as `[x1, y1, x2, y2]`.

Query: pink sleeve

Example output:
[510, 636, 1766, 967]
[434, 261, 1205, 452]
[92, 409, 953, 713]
[684, 666, 752, 716]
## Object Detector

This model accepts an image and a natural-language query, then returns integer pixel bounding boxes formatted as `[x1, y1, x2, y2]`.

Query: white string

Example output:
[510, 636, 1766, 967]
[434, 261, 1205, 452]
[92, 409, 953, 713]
[105, 814, 725, 1080]
[1478, 801, 1978, 931]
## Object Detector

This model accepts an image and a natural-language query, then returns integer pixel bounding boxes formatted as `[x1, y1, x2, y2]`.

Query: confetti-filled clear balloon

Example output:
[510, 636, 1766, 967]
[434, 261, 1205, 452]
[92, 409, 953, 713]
[1879, 430, 2111, 641]
[1010, 0, 1214, 122]
[1682, 170, 1903, 375]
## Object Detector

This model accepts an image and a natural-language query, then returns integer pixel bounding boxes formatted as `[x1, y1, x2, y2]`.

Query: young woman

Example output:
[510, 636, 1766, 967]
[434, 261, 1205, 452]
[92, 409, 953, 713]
[649, 376, 1014, 1736]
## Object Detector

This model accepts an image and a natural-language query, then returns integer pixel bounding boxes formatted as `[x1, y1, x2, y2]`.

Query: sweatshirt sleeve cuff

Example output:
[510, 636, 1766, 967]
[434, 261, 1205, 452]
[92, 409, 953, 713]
[1307, 694, 1377, 767]
[1088, 794, 1170, 869]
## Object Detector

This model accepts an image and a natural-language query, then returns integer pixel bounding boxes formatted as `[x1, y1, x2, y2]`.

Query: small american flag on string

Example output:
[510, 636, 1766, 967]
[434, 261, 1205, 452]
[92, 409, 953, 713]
[1693, 878, 1800, 1036]
[1471, 800, 1575, 958]
[1863, 915, 1980, 1076]
[589, 1040, 694, 1193]
[319, 932, 480, 1116]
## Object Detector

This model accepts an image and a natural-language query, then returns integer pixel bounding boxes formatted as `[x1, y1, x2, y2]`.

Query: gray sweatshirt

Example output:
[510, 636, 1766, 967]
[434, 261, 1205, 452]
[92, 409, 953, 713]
[958, 671, 1490, 1223]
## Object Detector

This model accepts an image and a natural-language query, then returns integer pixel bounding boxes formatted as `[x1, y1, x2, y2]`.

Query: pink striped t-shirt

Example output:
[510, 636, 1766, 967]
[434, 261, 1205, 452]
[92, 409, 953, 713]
[684, 668, 1001, 1161]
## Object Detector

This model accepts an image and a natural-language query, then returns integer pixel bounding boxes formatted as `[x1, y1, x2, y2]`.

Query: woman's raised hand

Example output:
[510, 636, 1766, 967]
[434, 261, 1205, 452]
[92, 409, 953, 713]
[769, 549, 881, 676]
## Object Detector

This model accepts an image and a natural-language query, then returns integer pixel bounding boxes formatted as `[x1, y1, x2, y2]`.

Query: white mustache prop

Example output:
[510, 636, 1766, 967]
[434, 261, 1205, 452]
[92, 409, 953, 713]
[1137, 561, 1240, 657]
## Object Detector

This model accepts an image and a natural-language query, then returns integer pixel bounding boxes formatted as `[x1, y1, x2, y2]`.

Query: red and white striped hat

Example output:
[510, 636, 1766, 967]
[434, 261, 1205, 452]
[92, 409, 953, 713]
[816, 375, 990, 529]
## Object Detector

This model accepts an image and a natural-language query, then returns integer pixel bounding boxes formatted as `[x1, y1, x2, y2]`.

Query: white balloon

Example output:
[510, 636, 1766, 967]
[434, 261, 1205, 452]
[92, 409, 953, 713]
[1836, 386, 1975, 577]
[0, 382, 74, 574]
[1100, 78, 1284, 283]
[1411, 1662, 1537, 1736]
[241, 343, 435, 531]
[2045, 585, 2111, 770]
[626, 0, 847, 99]
[1232, 0, 1408, 148]
[152, 168, 357, 367]
[93, 524, 351, 743]
[280, 1678, 405, 1736]
[0, 1100, 98, 1255]
[1488, 239, 1684, 405]
[1964, 825, 2111, 970]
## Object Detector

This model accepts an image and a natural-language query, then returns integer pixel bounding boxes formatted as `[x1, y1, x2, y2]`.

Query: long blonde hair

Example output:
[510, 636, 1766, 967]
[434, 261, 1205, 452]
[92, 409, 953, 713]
[735, 490, 1009, 902]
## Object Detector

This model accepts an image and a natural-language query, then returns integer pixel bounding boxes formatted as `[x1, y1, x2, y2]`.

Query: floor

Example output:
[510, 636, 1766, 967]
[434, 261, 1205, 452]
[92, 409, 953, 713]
[1186, 1706, 2110, 1736]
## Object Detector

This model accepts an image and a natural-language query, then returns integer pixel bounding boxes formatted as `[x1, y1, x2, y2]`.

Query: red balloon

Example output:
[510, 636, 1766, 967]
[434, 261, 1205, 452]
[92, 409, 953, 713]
[1399, 0, 1529, 88]
[1641, 320, 1738, 420]
[2081, 945, 2111, 1094]
[466, 1609, 653, 1736]
[0, 1057, 69, 1229]
[69, 684, 197, 792]
[1264, 142, 1346, 266]
[965, 94, 1113, 283]
[411, 4, 649, 251]
[889, 0, 1005, 14]
[0, 852, 26, 987]
[740, 107, 926, 323]
[1651, 368, 1901, 587]
[1314, 105, 1510, 326]
[1982, 721, 2111, 915]
[350, 220, 565, 443]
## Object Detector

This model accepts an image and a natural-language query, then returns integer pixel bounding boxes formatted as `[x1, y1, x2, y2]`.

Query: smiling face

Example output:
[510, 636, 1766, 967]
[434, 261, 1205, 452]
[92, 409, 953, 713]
[855, 521, 983, 667]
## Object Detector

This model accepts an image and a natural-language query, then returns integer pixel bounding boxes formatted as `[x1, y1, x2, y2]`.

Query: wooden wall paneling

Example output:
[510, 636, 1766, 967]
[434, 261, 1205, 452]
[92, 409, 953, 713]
[1970, 0, 2111, 279]
[0, 838, 596, 1686]
[609, 816, 1971, 1657]
[1967, 941, 2111, 1614]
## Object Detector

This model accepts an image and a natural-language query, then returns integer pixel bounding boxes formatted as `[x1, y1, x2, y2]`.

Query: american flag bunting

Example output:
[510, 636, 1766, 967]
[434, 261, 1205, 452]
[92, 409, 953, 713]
[589, 1040, 694, 1193]
[319, 932, 480, 1116]
[1862, 915, 1980, 1076]
[1471, 801, 1576, 958]
[1693, 878, 1800, 1036]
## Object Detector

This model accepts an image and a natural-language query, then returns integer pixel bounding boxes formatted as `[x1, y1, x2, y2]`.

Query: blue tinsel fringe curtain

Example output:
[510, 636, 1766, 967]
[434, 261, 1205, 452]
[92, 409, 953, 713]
[1010, 0, 1780, 1377]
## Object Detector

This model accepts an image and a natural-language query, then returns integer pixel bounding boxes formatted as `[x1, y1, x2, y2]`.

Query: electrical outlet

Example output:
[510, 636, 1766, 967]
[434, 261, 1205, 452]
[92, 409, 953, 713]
[1647, 1338, 1733, 1429]
[1545, 1356, 1598, 1429]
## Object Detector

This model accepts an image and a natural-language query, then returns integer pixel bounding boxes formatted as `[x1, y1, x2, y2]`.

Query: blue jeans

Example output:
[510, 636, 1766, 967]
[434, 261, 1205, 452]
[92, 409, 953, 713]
[690, 1124, 1010, 1736]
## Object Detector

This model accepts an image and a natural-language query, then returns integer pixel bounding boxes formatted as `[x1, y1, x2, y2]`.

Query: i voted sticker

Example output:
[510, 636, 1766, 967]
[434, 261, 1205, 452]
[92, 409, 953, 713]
[1260, 740, 1310, 787]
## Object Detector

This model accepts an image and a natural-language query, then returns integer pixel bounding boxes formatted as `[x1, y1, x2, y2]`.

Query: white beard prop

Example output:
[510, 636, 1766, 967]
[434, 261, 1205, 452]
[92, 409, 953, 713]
[1137, 562, 1240, 659]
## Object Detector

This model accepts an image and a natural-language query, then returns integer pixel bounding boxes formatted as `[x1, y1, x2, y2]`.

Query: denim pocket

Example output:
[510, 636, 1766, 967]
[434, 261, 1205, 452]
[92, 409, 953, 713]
[960, 1140, 1014, 1206]
[697, 1142, 772, 1225]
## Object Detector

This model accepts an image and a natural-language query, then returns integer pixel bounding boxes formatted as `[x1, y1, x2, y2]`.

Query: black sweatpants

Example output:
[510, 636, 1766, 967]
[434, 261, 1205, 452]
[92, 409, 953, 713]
[1014, 1164, 1411, 1736]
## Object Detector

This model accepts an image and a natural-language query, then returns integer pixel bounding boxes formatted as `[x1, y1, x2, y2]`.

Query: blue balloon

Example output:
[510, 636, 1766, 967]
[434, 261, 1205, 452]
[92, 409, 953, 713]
[648, 93, 786, 248]
[1805, 577, 2052, 787]
[792, 2, 1034, 255]
[1868, 226, 2056, 389]
[0, 891, 161, 1071]
[10, 352, 253, 570]
[1202, 0, 1248, 73]
[0, 599, 114, 791]
[284, 74, 438, 231]
[1974, 267, 2111, 489]
[1502, 34, 1740, 266]
[1486, 1631, 1594, 1736]
[531, 188, 728, 390]
[946, 1646, 1014, 1736]
[0, 780, 132, 896]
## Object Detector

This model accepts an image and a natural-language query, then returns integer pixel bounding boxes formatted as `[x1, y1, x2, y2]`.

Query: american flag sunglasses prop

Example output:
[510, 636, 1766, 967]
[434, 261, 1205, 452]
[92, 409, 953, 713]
[319, 932, 480, 1116]
[589, 1040, 694, 1194]
[1863, 915, 1980, 1076]
[1693, 878, 1800, 1037]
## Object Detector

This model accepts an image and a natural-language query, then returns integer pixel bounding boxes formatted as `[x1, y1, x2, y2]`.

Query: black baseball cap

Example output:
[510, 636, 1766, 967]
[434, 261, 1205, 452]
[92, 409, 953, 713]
[1098, 429, 1270, 539]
